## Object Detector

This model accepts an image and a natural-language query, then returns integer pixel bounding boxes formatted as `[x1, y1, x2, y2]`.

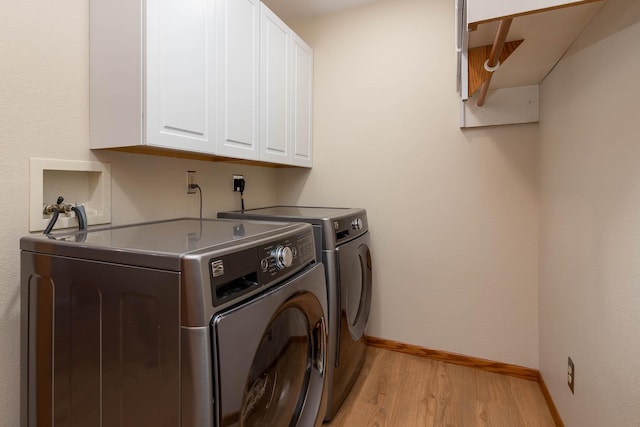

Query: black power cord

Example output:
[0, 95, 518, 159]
[233, 176, 246, 211]
[189, 183, 203, 220]
[239, 179, 245, 211]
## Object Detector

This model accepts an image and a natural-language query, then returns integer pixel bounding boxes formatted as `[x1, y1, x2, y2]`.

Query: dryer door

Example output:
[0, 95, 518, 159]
[213, 264, 327, 427]
[336, 233, 372, 341]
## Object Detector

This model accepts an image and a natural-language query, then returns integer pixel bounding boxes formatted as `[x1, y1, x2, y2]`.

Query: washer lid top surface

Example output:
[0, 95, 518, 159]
[20, 218, 306, 270]
[49, 218, 297, 253]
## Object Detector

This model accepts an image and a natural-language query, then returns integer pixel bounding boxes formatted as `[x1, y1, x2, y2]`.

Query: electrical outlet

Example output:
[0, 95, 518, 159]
[187, 171, 197, 194]
[567, 357, 575, 394]
[233, 175, 244, 192]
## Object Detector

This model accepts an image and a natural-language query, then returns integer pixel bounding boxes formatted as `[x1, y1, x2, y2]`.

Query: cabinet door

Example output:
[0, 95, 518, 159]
[291, 34, 313, 167]
[89, 0, 145, 150]
[260, 4, 291, 165]
[216, 0, 261, 160]
[146, 0, 216, 153]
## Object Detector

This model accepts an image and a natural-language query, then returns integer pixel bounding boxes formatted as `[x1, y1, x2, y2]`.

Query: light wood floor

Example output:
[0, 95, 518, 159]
[326, 347, 556, 427]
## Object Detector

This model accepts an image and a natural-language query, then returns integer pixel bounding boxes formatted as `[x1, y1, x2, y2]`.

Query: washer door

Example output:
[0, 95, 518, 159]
[213, 265, 327, 427]
[337, 233, 372, 341]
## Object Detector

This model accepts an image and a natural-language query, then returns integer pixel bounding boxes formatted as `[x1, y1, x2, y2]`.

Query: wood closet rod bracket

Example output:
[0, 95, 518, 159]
[467, 18, 523, 107]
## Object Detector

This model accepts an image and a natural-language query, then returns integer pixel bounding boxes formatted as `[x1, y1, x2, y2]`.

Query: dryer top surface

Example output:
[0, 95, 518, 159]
[220, 206, 365, 222]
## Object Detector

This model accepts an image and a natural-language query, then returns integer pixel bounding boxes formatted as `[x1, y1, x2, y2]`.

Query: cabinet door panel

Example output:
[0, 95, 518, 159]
[146, 0, 214, 153]
[291, 35, 313, 167]
[89, 0, 144, 149]
[260, 5, 291, 164]
[217, 0, 260, 160]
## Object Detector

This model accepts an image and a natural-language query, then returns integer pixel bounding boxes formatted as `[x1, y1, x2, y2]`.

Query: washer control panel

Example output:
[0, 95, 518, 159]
[272, 245, 293, 269]
[209, 228, 316, 307]
[257, 229, 315, 282]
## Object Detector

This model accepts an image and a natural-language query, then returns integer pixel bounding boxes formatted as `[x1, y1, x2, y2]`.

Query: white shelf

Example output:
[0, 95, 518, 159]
[457, 0, 604, 127]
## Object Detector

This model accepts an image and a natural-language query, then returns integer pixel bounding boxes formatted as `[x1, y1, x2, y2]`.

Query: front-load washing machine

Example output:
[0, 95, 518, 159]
[218, 207, 373, 421]
[20, 218, 328, 426]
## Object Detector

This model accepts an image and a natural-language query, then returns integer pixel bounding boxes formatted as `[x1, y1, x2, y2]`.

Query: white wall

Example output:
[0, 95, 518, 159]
[278, 0, 540, 368]
[538, 0, 640, 425]
[0, 1, 276, 424]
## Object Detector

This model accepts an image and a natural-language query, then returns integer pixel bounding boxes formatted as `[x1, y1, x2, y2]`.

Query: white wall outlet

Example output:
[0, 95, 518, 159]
[233, 175, 244, 192]
[187, 170, 197, 194]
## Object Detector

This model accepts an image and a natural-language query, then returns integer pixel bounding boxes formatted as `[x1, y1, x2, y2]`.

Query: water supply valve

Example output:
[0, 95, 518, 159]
[42, 196, 88, 234]
[43, 196, 72, 215]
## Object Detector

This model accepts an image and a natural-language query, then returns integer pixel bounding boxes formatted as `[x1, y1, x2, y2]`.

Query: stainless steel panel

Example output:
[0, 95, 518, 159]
[181, 327, 214, 427]
[21, 252, 181, 427]
[25, 273, 54, 427]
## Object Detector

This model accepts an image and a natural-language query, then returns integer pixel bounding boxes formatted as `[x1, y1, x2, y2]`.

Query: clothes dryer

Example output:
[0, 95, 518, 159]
[218, 207, 372, 421]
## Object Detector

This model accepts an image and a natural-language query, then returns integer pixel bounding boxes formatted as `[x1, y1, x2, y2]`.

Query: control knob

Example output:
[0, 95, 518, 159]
[351, 218, 363, 230]
[273, 245, 293, 270]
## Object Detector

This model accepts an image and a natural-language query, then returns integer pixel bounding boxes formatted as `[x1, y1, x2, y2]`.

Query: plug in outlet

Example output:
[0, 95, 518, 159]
[233, 175, 245, 192]
[567, 357, 575, 394]
[187, 171, 197, 194]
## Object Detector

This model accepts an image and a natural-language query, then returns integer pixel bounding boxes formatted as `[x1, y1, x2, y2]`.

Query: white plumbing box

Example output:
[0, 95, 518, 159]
[30, 158, 112, 232]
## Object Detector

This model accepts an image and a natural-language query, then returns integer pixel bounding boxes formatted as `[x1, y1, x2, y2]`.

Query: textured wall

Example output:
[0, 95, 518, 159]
[278, 0, 540, 368]
[0, 1, 276, 424]
[538, 0, 640, 424]
[0, 1, 93, 421]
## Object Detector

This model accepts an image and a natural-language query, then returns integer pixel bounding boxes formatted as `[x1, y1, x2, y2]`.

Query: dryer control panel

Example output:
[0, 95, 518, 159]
[332, 214, 368, 245]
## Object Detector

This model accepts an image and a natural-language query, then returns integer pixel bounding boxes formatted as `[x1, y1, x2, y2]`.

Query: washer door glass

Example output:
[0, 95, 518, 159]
[241, 307, 310, 426]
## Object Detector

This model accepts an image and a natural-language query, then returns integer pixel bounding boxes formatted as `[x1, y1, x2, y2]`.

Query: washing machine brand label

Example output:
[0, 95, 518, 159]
[211, 260, 224, 277]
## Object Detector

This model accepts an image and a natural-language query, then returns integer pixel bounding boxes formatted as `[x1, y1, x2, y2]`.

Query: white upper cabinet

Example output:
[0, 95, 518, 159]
[290, 33, 313, 167]
[260, 5, 292, 164]
[90, 0, 313, 167]
[90, 0, 216, 154]
[259, 4, 314, 167]
[216, 0, 261, 160]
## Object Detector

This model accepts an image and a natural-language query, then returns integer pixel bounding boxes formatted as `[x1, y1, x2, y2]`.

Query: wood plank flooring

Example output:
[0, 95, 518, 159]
[326, 347, 556, 427]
